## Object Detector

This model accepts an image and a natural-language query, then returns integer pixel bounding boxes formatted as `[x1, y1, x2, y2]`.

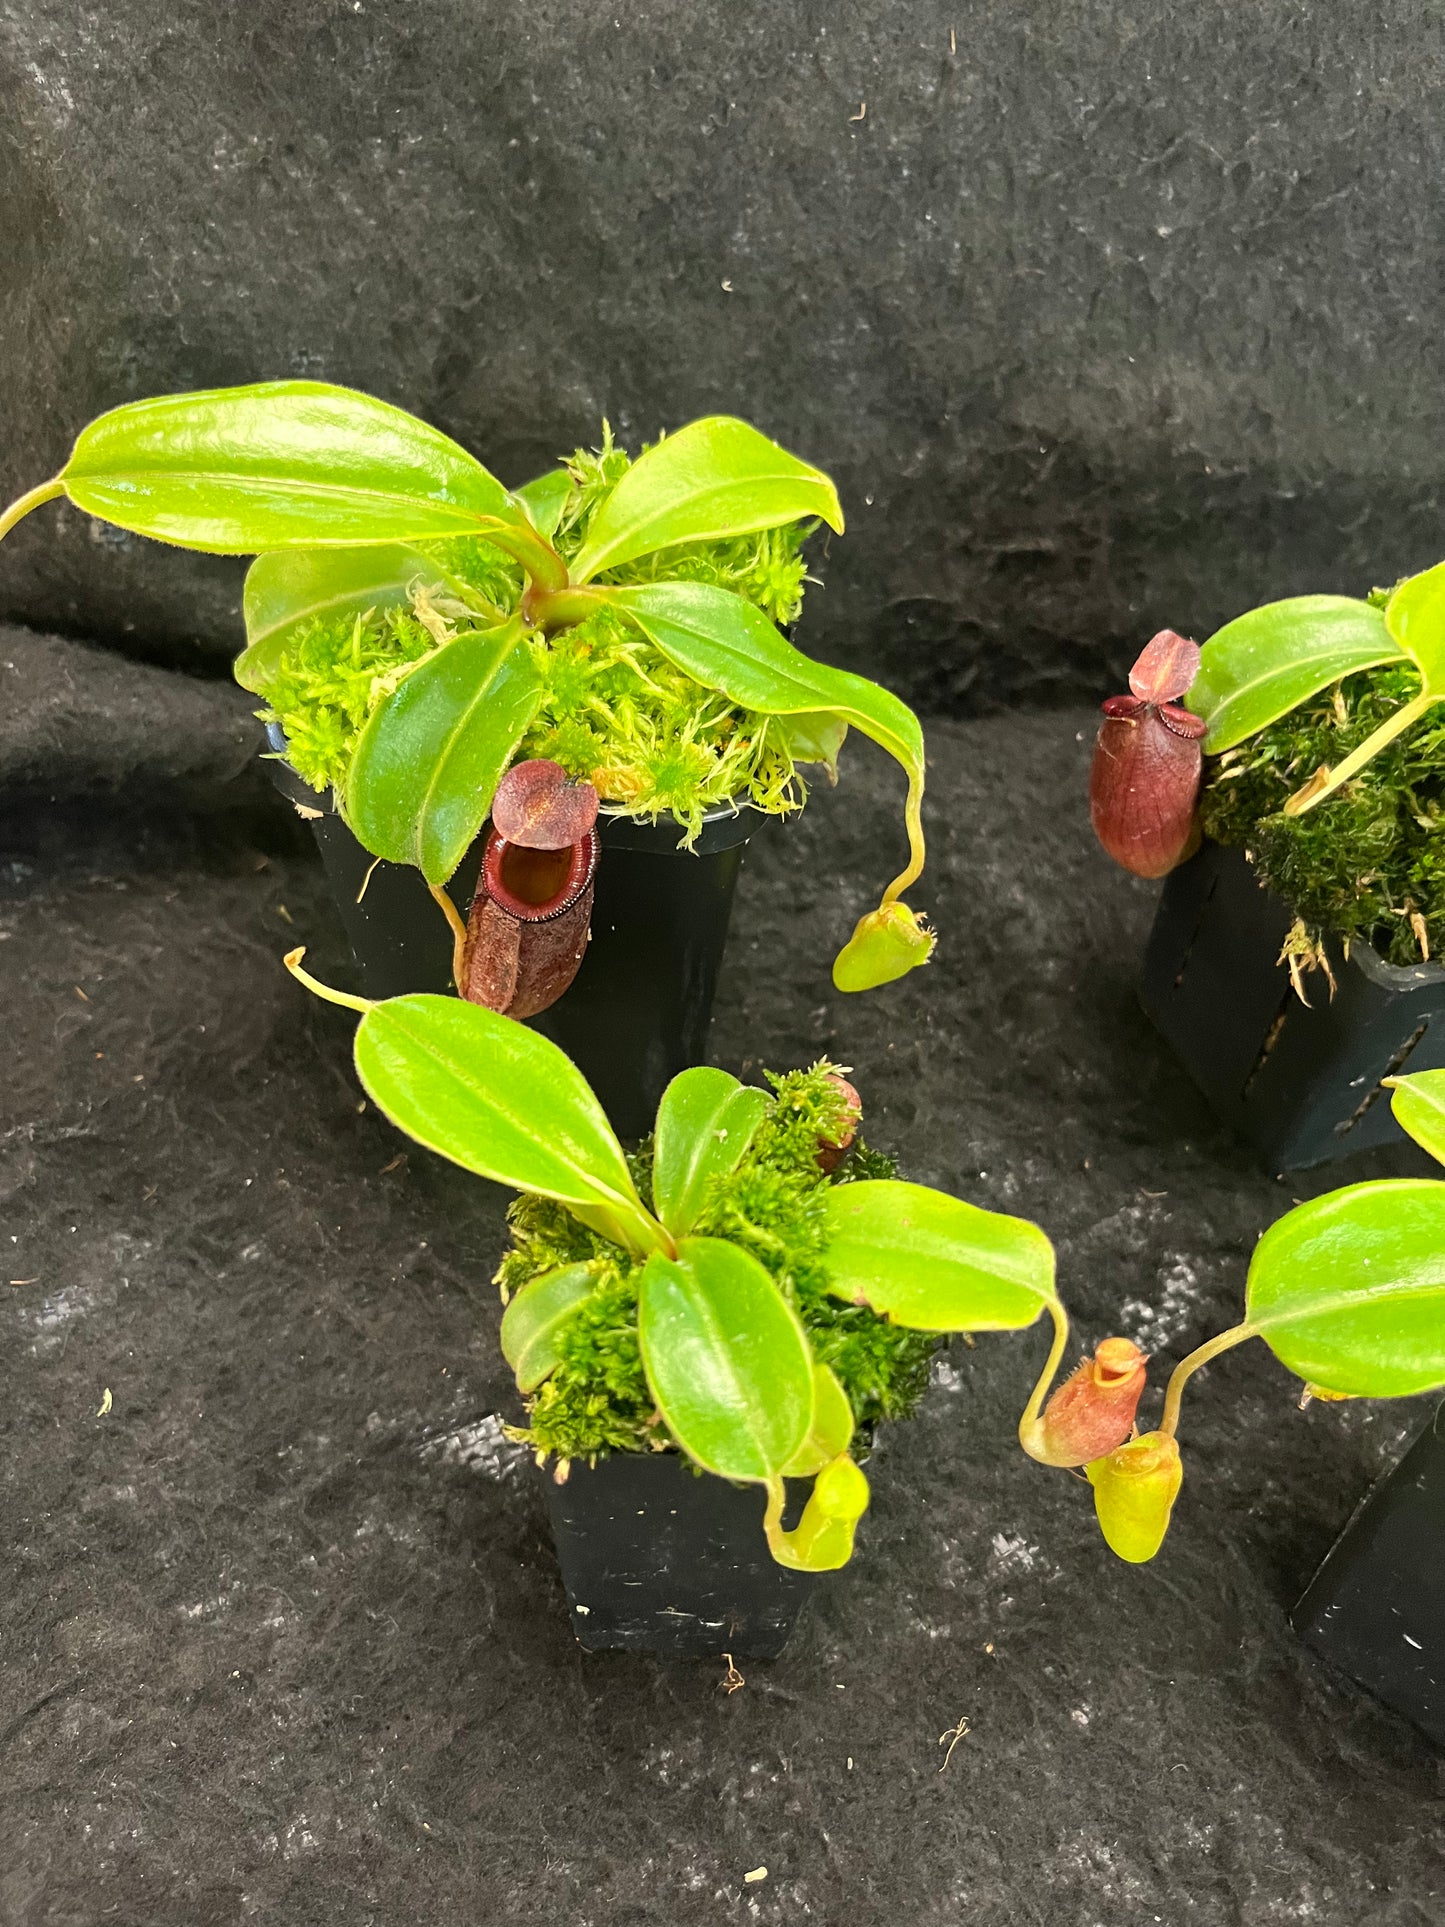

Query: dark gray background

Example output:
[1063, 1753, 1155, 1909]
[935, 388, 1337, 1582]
[2, 0, 1442, 705]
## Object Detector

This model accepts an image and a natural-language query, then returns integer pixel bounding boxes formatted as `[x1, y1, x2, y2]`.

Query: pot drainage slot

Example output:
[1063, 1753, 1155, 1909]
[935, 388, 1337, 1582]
[1333, 1018, 1431, 1137]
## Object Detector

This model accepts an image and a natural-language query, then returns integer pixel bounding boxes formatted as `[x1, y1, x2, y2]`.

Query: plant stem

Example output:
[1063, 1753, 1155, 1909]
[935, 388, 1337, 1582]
[283, 947, 374, 1016]
[428, 882, 469, 990]
[0, 477, 64, 542]
[480, 518, 569, 596]
[1158, 1321, 1258, 1439]
[524, 583, 608, 632]
[881, 769, 926, 903]
[1016, 1295, 1071, 1462]
[1284, 686, 1435, 817]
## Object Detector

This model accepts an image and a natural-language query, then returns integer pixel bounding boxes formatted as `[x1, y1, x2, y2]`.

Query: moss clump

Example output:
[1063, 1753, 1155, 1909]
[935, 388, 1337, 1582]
[494, 1064, 938, 1465]
[1200, 663, 1445, 965]
[256, 425, 818, 835]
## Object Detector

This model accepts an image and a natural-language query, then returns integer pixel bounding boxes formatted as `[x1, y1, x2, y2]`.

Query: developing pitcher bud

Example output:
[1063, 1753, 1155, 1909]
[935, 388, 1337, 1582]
[816, 1073, 863, 1174]
[832, 901, 934, 992]
[1086, 1430, 1183, 1563]
[1090, 630, 1206, 879]
[1026, 1337, 1148, 1467]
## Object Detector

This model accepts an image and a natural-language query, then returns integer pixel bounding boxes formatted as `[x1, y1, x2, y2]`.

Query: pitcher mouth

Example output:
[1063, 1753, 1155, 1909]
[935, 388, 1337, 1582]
[481, 827, 600, 922]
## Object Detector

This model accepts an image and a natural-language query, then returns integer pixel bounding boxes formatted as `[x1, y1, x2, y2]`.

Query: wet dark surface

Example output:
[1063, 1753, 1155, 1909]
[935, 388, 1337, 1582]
[2, 639, 1442, 1924]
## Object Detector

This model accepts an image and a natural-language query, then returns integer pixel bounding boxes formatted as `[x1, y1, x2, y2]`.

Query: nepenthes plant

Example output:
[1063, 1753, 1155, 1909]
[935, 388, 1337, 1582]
[0, 382, 934, 993]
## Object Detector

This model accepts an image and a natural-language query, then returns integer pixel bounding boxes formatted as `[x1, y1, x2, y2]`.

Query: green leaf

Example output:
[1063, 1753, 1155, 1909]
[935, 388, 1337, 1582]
[606, 582, 922, 785]
[345, 621, 542, 884]
[1188, 596, 1402, 753]
[650, 1066, 770, 1237]
[236, 543, 463, 695]
[514, 467, 574, 539]
[57, 381, 524, 553]
[781, 711, 848, 780]
[1385, 560, 1445, 696]
[820, 1180, 1057, 1331]
[570, 417, 843, 582]
[352, 993, 666, 1254]
[1386, 1070, 1445, 1167]
[500, 1263, 598, 1393]
[780, 1364, 855, 1477]
[1245, 1179, 1445, 1396]
[638, 1236, 815, 1480]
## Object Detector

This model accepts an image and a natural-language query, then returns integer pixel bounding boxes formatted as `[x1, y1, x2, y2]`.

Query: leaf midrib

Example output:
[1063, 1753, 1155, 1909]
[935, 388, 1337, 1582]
[69, 469, 506, 519]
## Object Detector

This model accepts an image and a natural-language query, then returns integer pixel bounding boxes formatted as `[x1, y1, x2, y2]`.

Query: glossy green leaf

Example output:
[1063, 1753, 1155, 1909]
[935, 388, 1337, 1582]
[820, 1180, 1057, 1331]
[780, 1364, 855, 1478]
[236, 543, 463, 695]
[56, 381, 523, 552]
[500, 1263, 598, 1393]
[351, 993, 665, 1254]
[1245, 1179, 1445, 1395]
[513, 468, 573, 539]
[607, 582, 922, 784]
[781, 711, 848, 780]
[345, 622, 542, 884]
[570, 417, 843, 582]
[638, 1236, 815, 1481]
[650, 1066, 770, 1236]
[1188, 596, 1401, 753]
[1385, 560, 1445, 695]
[1385, 1070, 1445, 1167]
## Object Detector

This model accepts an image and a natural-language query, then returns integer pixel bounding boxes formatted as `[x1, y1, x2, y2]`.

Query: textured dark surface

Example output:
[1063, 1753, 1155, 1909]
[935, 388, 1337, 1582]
[3, 640, 1443, 1925]
[2, 1, 1444, 700]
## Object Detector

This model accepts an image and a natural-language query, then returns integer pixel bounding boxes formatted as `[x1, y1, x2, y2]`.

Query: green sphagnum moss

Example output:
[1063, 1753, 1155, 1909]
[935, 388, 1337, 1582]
[257, 424, 820, 840]
[494, 1063, 939, 1466]
[1200, 656, 1445, 967]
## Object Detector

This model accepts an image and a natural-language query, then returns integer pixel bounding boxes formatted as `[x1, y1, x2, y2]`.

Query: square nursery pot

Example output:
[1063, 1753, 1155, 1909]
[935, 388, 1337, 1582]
[1139, 840, 1445, 1171]
[263, 726, 756, 1139]
[1292, 1402, 1445, 1748]
[540, 1451, 819, 1660]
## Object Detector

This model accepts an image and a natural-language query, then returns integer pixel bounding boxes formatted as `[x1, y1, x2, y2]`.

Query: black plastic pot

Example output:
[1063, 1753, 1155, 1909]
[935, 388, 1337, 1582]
[1292, 1403, 1445, 1748]
[1139, 840, 1445, 1170]
[540, 1452, 818, 1659]
[263, 727, 755, 1139]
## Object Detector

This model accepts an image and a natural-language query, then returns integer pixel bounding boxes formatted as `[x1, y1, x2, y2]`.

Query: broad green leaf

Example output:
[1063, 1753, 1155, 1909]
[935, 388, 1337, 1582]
[513, 468, 573, 539]
[236, 543, 462, 695]
[345, 622, 542, 884]
[606, 582, 923, 785]
[57, 381, 524, 552]
[570, 417, 843, 582]
[1385, 560, 1445, 695]
[352, 993, 665, 1254]
[820, 1180, 1057, 1331]
[780, 1364, 855, 1478]
[650, 1066, 770, 1236]
[1386, 1070, 1445, 1168]
[500, 1263, 598, 1392]
[638, 1236, 815, 1480]
[1246, 1178, 1445, 1396]
[781, 710, 848, 780]
[1188, 596, 1401, 753]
